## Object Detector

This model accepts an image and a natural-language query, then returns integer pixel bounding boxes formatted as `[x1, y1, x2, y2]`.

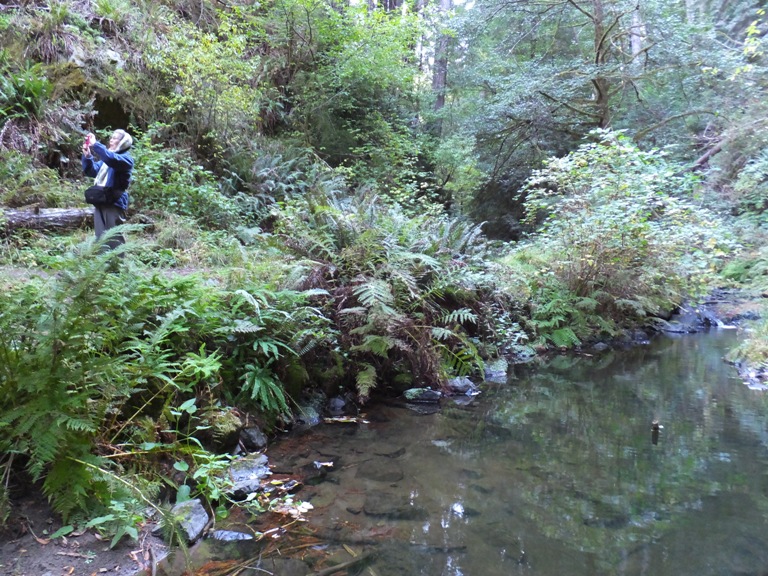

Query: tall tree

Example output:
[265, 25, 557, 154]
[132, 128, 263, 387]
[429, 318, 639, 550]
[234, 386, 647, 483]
[432, 0, 452, 114]
[436, 0, 763, 236]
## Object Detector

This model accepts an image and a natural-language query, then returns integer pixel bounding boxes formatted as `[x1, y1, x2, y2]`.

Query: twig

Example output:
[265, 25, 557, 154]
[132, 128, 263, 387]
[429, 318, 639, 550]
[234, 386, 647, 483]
[55, 551, 94, 559]
[309, 553, 374, 576]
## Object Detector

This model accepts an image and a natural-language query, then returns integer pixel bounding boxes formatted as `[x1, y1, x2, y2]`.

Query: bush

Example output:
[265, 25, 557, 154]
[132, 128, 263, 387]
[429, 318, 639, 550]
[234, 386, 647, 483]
[514, 129, 736, 337]
[0, 150, 78, 208]
[130, 126, 239, 228]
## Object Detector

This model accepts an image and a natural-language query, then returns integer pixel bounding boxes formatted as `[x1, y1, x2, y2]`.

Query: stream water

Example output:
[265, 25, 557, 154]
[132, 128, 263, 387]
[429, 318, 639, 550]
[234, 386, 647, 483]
[164, 329, 768, 575]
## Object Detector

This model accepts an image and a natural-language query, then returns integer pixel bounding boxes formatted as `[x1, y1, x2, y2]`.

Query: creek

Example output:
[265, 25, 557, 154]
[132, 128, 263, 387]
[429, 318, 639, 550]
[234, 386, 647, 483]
[160, 329, 768, 575]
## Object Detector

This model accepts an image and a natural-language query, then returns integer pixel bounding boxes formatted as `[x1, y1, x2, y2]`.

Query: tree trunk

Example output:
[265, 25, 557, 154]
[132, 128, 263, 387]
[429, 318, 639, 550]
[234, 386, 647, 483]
[591, 0, 611, 128]
[630, 7, 645, 63]
[685, 0, 698, 24]
[2, 208, 92, 235]
[430, 0, 453, 134]
[432, 0, 453, 109]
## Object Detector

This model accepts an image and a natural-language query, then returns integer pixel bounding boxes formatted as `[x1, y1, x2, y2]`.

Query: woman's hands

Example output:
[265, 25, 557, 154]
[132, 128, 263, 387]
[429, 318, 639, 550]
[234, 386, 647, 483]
[82, 132, 96, 156]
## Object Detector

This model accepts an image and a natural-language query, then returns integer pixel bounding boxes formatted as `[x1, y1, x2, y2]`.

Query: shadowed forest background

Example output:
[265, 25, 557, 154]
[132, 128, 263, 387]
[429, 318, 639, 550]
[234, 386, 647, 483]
[2, 0, 768, 545]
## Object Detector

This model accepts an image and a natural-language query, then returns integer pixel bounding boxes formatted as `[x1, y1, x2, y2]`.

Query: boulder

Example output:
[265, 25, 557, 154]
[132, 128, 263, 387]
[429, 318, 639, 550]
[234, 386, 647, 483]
[170, 499, 209, 544]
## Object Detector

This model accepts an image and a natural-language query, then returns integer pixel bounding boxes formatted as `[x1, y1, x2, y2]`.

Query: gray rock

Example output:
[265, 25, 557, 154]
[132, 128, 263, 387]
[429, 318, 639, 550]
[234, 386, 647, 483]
[170, 499, 209, 543]
[104, 49, 124, 67]
[484, 358, 508, 380]
[229, 453, 271, 498]
[240, 427, 268, 452]
[484, 370, 508, 384]
[446, 376, 474, 394]
[295, 391, 326, 427]
[210, 530, 255, 541]
[68, 45, 87, 67]
[328, 395, 347, 415]
[403, 388, 442, 403]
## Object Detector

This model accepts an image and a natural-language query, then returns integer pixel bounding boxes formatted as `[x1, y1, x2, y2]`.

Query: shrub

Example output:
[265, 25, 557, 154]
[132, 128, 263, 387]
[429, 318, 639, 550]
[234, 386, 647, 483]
[272, 191, 520, 396]
[130, 126, 239, 228]
[0, 150, 78, 208]
[0, 236, 324, 533]
[515, 129, 736, 337]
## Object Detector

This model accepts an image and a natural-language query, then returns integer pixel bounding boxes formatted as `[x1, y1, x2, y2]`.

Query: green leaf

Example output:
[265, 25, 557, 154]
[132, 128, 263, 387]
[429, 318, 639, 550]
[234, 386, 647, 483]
[50, 525, 75, 538]
[176, 484, 192, 503]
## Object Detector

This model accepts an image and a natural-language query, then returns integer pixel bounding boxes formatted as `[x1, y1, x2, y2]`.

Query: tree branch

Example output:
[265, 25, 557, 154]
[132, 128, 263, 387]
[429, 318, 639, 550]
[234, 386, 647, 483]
[632, 109, 719, 142]
[538, 90, 601, 119]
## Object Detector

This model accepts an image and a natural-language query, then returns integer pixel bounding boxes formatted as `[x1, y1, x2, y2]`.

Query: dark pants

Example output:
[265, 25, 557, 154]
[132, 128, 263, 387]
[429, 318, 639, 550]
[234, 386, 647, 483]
[94, 204, 126, 251]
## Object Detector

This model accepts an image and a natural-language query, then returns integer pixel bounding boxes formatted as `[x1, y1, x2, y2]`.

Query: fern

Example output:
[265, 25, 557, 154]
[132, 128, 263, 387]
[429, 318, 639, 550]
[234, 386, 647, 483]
[239, 361, 290, 417]
[355, 363, 377, 401]
[350, 334, 394, 357]
[547, 327, 581, 348]
[430, 326, 455, 341]
[232, 319, 265, 334]
[441, 308, 478, 326]
[353, 279, 395, 309]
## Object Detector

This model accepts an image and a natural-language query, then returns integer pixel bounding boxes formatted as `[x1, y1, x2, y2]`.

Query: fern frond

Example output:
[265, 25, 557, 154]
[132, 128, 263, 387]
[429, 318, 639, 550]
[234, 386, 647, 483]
[396, 251, 441, 270]
[441, 308, 477, 326]
[355, 364, 377, 401]
[350, 335, 394, 357]
[547, 327, 581, 347]
[59, 415, 98, 433]
[299, 288, 331, 299]
[353, 279, 394, 308]
[232, 319, 264, 334]
[384, 266, 421, 300]
[615, 298, 648, 316]
[234, 289, 269, 315]
[338, 306, 368, 316]
[430, 327, 455, 341]
[574, 297, 599, 312]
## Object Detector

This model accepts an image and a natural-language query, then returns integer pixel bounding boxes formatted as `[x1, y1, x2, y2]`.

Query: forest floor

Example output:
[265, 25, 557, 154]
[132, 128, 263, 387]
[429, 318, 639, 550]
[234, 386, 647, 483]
[0, 489, 165, 576]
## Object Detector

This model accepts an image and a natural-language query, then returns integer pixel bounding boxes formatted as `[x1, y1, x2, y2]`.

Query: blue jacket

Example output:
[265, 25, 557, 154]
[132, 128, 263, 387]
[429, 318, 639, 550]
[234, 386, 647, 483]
[82, 141, 133, 210]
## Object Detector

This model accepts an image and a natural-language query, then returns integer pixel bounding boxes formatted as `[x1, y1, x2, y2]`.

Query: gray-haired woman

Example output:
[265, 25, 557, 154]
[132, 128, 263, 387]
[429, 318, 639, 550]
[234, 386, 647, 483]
[82, 129, 134, 249]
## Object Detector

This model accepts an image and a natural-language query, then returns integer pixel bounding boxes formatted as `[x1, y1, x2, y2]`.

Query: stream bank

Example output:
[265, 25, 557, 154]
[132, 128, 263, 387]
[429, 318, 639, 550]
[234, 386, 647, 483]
[1, 291, 764, 576]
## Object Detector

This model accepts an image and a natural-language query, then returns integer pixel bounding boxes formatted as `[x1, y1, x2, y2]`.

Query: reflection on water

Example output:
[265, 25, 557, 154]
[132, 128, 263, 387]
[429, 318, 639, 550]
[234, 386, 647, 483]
[182, 331, 768, 575]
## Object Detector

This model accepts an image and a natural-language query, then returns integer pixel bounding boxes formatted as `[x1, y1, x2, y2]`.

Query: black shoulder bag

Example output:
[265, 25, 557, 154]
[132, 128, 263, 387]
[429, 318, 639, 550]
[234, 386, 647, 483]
[84, 185, 119, 205]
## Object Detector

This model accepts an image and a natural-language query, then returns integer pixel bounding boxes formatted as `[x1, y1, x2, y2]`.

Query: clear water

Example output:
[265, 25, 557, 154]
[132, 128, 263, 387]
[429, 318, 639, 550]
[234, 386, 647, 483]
[173, 330, 768, 575]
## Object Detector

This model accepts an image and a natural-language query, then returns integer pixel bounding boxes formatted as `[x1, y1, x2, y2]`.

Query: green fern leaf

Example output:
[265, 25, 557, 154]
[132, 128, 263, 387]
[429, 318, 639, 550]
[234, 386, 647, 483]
[353, 280, 394, 308]
[350, 335, 394, 357]
[430, 327, 454, 341]
[441, 308, 477, 326]
[232, 319, 264, 334]
[548, 327, 581, 347]
[355, 364, 377, 401]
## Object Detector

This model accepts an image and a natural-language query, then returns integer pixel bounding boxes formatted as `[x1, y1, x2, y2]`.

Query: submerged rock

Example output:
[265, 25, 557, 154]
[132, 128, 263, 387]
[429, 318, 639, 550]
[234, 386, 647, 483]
[363, 491, 428, 521]
[229, 453, 271, 499]
[404, 402, 441, 415]
[256, 557, 311, 576]
[356, 459, 404, 483]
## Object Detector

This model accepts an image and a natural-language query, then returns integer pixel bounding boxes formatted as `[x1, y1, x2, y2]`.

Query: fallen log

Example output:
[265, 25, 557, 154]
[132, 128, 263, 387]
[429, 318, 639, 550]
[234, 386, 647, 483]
[2, 207, 92, 234]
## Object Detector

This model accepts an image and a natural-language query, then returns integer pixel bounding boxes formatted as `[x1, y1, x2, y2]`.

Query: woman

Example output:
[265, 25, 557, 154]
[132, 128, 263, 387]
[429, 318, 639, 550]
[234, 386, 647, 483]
[82, 129, 134, 249]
